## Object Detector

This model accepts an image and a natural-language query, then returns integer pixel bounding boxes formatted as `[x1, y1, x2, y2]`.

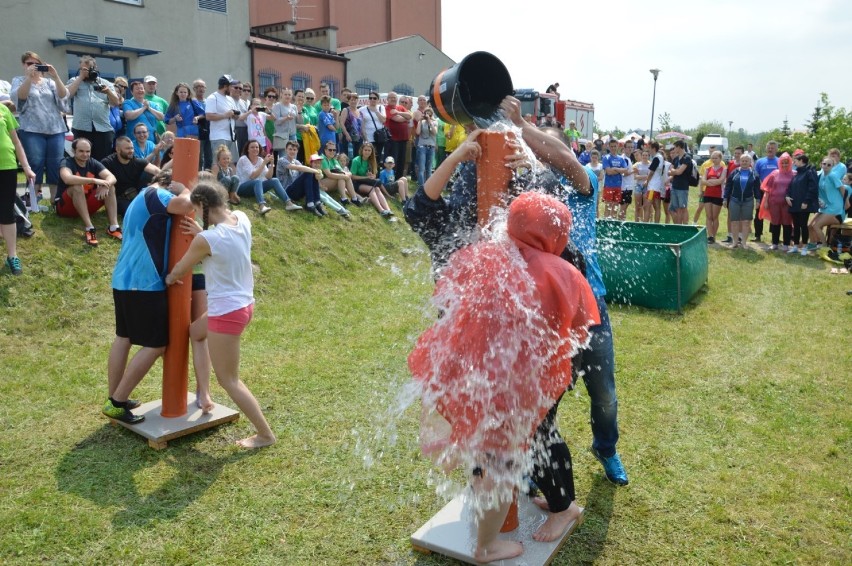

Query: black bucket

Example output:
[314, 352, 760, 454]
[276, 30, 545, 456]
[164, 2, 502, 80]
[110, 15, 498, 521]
[429, 51, 514, 127]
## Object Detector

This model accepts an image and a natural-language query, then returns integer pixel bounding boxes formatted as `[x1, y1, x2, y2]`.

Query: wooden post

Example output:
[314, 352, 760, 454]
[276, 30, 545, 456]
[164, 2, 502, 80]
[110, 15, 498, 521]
[475, 131, 515, 226]
[161, 138, 199, 418]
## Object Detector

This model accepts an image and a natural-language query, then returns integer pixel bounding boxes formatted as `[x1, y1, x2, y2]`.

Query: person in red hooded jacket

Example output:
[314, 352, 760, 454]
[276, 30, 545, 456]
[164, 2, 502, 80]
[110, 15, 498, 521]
[759, 152, 795, 250]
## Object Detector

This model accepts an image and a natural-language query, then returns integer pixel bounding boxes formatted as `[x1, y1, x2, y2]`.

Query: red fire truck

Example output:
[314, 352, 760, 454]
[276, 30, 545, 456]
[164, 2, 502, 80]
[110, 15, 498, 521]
[514, 89, 594, 139]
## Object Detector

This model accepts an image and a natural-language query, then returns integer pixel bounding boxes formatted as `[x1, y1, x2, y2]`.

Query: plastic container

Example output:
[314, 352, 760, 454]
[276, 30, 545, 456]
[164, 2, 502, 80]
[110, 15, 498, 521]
[429, 51, 513, 127]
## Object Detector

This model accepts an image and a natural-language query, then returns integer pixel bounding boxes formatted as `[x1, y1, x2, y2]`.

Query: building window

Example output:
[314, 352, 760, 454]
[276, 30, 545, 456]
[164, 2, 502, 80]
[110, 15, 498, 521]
[258, 68, 281, 92]
[65, 52, 127, 81]
[392, 83, 414, 96]
[320, 76, 339, 98]
[291, 72, 311, 92]
[354, 79, 378, 96]
[198, 0, 227, 14]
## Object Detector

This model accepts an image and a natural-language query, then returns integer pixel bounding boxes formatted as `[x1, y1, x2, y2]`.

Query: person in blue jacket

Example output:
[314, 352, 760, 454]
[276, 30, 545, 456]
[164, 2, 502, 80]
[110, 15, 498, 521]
[724, 154, 762, 248]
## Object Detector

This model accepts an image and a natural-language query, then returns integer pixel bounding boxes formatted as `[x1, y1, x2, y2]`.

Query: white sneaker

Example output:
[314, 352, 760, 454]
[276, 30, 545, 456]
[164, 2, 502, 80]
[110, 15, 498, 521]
[285, 201, 303, 211]
[769, 244, 778, 251]
[787, 245, 798, 254]
[259, 204, 272, 215]
[800, 247, 808, 256]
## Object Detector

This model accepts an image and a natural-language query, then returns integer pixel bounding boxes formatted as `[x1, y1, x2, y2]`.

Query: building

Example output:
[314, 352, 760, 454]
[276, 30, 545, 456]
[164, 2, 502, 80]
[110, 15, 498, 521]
[0, 0, 250, 95]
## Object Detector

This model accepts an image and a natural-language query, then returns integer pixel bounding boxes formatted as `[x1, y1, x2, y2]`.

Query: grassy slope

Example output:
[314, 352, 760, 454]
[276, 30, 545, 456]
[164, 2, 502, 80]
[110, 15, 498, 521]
[0, 198, 849, 565]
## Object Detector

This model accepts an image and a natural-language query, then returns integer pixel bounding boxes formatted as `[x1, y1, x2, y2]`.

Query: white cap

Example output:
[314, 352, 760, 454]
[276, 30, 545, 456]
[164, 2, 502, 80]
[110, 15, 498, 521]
[143, 75, 157, 83]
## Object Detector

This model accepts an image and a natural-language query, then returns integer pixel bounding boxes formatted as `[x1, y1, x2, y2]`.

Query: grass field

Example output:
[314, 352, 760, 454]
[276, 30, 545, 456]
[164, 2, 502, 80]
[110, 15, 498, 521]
[0, 192, 849, 565]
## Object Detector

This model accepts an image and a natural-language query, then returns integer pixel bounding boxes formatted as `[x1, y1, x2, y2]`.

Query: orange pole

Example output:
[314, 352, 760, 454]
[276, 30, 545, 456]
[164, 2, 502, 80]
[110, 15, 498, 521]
[500, 489, 519, 532]
[161, 138, 199, 417]
[476, 131, 516, 226]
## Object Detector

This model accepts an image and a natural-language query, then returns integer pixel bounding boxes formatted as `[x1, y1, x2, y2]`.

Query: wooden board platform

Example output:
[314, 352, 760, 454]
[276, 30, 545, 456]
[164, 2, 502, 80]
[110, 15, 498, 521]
[411, 489, 582, 565]
[106, 393, 239, 449]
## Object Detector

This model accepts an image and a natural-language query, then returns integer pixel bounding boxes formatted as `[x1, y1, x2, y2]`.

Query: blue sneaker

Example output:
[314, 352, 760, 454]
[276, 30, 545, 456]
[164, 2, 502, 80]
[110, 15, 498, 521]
[590, 447, 629, 486]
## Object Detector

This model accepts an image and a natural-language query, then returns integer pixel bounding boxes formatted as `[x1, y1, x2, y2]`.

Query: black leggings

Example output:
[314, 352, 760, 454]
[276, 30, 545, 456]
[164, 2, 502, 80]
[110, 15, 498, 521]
[753, 191, 765, 237]
[530, 393, 575, 513]
[0, 169, 17, 225]
[769, 223, 792, 246]
[791, 211, 810, 245]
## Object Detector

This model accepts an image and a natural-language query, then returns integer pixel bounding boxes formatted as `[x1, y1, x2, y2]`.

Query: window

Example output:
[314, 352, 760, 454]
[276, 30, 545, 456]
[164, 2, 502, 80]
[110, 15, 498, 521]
[258, 68, 281, 93]
[392, 83, 414, 96]
[354, 79, 378, 96]
[198, 0, 226, 14]
[320, 76, 339, 98]
[291, 72, 311, 92]
[65, 52, 127, 81]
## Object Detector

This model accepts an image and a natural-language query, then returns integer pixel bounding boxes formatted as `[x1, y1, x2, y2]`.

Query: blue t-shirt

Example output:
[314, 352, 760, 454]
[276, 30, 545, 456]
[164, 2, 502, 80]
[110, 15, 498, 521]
[132, 138, 155, 160]
[380, 168, 396, 187]
[111, 187, 175, 292]
[578, 151, 591, 166]
[818, 168, 846, 217]
[562, 166, 606, 297]
[754, 156, 778, 182]
[163, 99, 203, 138]
[123, 98, 159, 140]
[318, 110, 337, 146]
[601, 153, 627, 187]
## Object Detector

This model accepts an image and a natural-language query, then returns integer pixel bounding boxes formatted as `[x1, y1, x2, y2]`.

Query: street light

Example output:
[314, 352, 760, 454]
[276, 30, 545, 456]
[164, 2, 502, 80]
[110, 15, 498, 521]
[728, 120, 733, 139]
[649, 69, 660, 139]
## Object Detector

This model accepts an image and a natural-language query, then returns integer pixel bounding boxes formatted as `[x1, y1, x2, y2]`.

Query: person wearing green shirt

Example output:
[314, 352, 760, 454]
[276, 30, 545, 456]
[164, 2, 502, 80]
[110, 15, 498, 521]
[349, 143, 395, 219]
[1, 103, 35, 275]
[143, 75, 169, 139]
[313, 82, 341, 114]
[563, 120, 581, 152]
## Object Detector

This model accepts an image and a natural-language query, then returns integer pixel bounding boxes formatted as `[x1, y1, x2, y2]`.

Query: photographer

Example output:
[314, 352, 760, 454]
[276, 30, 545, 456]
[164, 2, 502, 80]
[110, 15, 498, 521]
[67, 55, 119, 160]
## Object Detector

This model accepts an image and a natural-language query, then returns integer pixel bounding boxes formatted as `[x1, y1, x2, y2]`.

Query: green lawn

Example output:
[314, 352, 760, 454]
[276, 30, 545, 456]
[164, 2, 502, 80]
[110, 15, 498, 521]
[0, 194, 849, 565]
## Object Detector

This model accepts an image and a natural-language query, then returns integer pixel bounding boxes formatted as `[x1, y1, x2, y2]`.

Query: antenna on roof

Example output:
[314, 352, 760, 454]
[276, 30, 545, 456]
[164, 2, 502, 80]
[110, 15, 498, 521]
[288, 0, 314, 22]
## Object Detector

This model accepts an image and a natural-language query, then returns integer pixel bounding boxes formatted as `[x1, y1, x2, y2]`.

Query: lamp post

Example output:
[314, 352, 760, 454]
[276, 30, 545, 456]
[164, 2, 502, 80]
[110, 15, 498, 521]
[728, 120, 733, 139]
[649, 69, 660, 139]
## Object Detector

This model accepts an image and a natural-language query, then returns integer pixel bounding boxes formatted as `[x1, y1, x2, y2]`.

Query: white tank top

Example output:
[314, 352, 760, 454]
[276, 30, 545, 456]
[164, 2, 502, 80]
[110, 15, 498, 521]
[200, 210, 255, 316]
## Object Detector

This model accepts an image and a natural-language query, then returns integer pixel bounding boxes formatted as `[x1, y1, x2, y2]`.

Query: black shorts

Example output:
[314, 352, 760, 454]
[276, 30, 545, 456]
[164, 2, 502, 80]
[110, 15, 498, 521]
[620, 190, 633, 205]
[113, 289, 168, 348]
[663, 188, 672, 203]
[192, 273, 206, 291]
[704, 196, 724, 206]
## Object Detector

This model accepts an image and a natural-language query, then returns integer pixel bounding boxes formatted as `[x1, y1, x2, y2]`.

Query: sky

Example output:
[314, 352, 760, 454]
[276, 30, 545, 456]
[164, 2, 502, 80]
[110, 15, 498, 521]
[441, 0, 852, 134]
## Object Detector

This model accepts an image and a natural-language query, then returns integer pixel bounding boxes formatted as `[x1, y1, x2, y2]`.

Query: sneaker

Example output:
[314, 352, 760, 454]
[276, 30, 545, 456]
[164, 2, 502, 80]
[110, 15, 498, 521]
[590, 447, 629, 486]
[259, 204, 272, 216]
[85, 227, 99, 247]
[769, 244, 778, 251]
[707, 236, 715, 244]
[315, 203, 328, 216]
[5, 256, 22, 276]
[723, 235, 733, 244]
[340, 198, 351, 207]
[106, 226, 123, 240]
[284, 200, 303, 211]
[787, 245, 798, 254]
[337, 210, 352, 221]
[388, 215, 399, 222]
[352, 197, 364, 207]
[126, 399, 142, 410]
[102, 400, 145, 424]
[380, 210, 391, 217]
[800, 247, 809, 256]
[805, 243, 818, 252]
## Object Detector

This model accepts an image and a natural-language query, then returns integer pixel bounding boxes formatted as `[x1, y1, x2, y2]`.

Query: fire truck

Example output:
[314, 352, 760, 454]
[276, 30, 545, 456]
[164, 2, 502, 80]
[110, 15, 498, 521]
[514, 89, 595, 139]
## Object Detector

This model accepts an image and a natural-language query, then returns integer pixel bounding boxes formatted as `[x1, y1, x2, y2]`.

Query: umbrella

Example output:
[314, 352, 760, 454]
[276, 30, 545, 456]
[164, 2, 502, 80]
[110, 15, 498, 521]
[655, 131, 691, 140]
[578, 138, 590, 145]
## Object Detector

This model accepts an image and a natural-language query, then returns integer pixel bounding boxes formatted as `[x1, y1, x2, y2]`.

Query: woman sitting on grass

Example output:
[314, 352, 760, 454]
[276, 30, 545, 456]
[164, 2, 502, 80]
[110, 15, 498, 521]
[165, 181, 276, 449]
[349, 143, 397, 221]
[236, 139, 302, 215]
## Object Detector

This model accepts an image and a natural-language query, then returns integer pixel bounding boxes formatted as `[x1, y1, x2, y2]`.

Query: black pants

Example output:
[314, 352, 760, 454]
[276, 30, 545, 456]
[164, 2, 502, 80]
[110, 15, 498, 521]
[0, 169, 17, 225]
[386, 139, 407, 179]
[235, 126, 248, 157]
[72, 128, 114, 162]
[530, 393, 575, 513]
[769, 223, 792, 246]
[199, 135, 212, 170]
[753, 191, 765, 238]
[791, 211, 810, 245]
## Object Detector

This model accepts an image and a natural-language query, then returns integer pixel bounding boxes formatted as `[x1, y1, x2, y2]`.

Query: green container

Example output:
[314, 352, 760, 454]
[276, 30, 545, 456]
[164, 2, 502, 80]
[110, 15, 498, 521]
[596, 220, 708, 312]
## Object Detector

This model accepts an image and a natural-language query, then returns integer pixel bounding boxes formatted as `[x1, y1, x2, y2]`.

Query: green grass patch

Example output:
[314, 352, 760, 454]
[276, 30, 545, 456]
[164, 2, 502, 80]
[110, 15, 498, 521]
[0, 195, 849, 565]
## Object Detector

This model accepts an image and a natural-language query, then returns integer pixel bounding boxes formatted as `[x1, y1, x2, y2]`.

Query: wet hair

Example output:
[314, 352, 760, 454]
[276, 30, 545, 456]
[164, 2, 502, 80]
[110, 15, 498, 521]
[191, 181, 228, 229]
[152, 170, 172, 187]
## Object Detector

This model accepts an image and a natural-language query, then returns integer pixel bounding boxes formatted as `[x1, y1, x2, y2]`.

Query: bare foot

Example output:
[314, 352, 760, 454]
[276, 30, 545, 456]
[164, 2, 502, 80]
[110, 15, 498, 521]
[236, 434, 276, 449]
[533, 503, 584, 542]
[199, 395, 215, 415]
[533, 496, 549, 511]
[474, 539, 523, 564]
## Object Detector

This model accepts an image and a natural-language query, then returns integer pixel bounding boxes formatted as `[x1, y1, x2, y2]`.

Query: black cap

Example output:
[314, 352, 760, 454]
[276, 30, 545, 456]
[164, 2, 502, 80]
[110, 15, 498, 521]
[218, 74, 233, 87]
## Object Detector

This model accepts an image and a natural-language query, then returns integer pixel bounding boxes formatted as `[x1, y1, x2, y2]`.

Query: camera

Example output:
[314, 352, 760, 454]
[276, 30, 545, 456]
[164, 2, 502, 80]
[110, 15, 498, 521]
[84, 68, 99, 82]
[35, 64, 50, 72]
[93, 83, 105, 92]
[256, 106, 268, 113]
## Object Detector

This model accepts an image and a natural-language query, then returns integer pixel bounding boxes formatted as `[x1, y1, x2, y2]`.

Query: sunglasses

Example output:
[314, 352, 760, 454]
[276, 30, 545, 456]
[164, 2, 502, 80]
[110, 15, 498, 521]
[266, 94, 278, 99]
[822, 162, 832, 166]
[325, 147, 337, 152]
[231, 86, 242, 91]
[369, 96, 378, 100]
[306, 96, 315, 100]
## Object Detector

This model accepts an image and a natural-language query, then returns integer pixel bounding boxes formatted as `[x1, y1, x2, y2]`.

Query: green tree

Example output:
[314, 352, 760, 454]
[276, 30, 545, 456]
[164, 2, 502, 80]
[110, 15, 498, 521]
[688, 120, 726, 147]
[789, 93, 852, 159]
[657, 112, 672, 132]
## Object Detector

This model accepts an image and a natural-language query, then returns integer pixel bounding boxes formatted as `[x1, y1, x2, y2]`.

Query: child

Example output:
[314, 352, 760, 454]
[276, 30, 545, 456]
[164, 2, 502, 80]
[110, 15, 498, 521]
[276, 141, 326, 217]
[165, 181, 276, 449]
[246, 98, 270, 152]
[379, 156, 409, 202]
[408, 192, 599, 563]
[317, 95, 338, 148]
[336, 152, 350, 173]
[211, 144, 240, 204]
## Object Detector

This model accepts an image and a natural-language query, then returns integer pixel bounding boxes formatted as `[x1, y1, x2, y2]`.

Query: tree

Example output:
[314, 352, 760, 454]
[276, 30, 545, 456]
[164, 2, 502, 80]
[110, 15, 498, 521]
[805, 101, 823, 135]
[657, 112, 672, 132]
[788, 93, 852, 160]
[688, 120, 726, 147]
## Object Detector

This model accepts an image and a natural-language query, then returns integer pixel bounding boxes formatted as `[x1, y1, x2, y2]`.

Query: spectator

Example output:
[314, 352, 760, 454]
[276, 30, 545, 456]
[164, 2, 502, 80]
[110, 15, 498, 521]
[302, 87, 318, 130]
[276, 140, 325, 216]
[164, 82, 205, 139]
[205, 75, 238, 159]
[434, 115, 447, 168]
[578, 140, 592, 166]
[753, 140, 779, 243]
[103, 172, 193, 424]
[142, 76, 168, 139]
[191, 79, 212, 169]
[66, 55, 119, 161]
[618, 141, 635, 221]
[759, 152, 794, 250]
[693, 145, 718, 225]
[415, 107, 437, 190]
[806, 154, 847, 253]
[308, 153, 351, 221]
[124, 80, 163, 148]
[633, 149, 651, 222]
[348, 144, 396, 219]
[667, 139, 694, 225]
[785, 153, 818, 254]
[563, 120, 581, 152]
[233, 81, 252, 152]
[271, 87, 298, 159]
[1, 99, 35, 275]
[601, 139, 628, 219]
[359, 91, 387, 160]
[235, 139, 300, 215]
[211, 143, 240, 204]
[245, 97, 270, 151]
[701, 151, 727, 243]
[111, 76, 128, 139]
[101, 136, 161, 215]
[317, 95, 338, 148]
[318, 140, 362, 206]
[0, 78, 14, 111]
[11, 51, 68, 202]
[379, 156, 409, 206]
[722, 146, 745, 243]
[443, 121, 466, 156]
[645, 141, 665, 224]
[131, 123, 157, 162]
[313, 82, 340, 113]
[745, 143, 756, 160]
[55, 137, 121, 246]
[339, 91, 362, 160]
[723, 153, 760, 249]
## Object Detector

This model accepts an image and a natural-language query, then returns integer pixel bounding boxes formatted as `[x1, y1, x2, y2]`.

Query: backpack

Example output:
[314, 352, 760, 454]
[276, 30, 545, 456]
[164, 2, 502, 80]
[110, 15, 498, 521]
[686, 155, 699, 187]
[14, 194, 35, 238]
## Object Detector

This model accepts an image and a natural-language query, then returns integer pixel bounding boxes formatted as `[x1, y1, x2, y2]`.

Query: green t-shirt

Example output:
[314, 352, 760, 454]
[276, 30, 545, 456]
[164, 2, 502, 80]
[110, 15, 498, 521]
[144, 93, 169, 136]
[0, 104, 20, 170]
[314, 97, 341, 113]
[321, 154, 341, 172]
[302, 105, 318, 127]
[350, 156, 374, 177]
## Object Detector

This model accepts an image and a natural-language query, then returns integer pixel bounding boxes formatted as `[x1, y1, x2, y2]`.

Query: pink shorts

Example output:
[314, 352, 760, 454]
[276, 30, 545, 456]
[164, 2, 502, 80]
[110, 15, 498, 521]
[208, 304, 254, 335]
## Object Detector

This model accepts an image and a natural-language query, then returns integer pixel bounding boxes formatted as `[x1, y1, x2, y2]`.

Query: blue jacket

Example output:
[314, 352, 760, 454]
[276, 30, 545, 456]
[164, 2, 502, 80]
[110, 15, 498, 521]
[786, 164, 819, 213]
[724, 167, 761, 201]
